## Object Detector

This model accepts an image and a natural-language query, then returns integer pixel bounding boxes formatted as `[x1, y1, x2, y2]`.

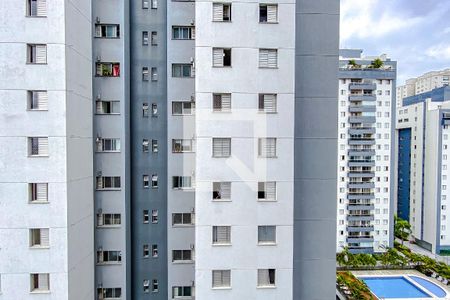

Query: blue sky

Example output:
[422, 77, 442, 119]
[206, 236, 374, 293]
[340, 0, 450, 84]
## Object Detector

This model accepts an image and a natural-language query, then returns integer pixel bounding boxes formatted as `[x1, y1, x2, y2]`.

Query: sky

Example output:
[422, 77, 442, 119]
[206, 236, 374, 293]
[340, 0, 450, 85]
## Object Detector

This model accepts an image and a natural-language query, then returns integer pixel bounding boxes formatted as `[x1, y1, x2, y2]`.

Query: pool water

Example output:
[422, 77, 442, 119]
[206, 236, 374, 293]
[409, 276, 447, 298]
[360, 277, 431, 298]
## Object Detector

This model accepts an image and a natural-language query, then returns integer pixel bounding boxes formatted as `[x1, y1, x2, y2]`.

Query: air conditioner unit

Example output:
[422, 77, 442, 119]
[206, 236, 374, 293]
[190, 20, 195, 25]
[96, 17, 101, 24]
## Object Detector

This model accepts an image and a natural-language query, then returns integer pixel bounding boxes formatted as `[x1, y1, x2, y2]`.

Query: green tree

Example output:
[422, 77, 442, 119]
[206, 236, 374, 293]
[394, 215, 412, 245]
[370, 58, 384, 69]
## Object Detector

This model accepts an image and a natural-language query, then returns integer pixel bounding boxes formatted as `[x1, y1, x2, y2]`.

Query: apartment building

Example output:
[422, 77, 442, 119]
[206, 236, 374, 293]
[396, 68, 450, 107]
[0, 0, 94, 299]
[337, 49, 396, 254]
[0, 0, 339, 299]
[396, 86, 450, 254]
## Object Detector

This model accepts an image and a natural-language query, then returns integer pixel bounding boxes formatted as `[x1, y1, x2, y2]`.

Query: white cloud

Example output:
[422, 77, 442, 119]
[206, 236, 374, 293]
[340, 0, 424, 45]
[426, 44, 450, 60]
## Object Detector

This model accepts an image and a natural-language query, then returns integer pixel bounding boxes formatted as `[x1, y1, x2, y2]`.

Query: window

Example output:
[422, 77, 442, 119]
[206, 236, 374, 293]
[259, 49, 277, 68]
[172, 64, 193, 77]
[28, 137, 48, 156]
[27, 0, 46, 17]
[172, 26, 195, 40]
[257, 269, 276, 287]
[151, 31, 158, 45]
[258, 94, 277, 113]
[96, 100, 120, 114]
[172, 139, 194, 153]
[212, 270, 231, 288]
[144, 280, 150, 293]
[143, 175, 150, 188]
[30, 228, 49, 248]
[152, 139, 158, 152]
[212, 226, 231, 245]
[172, 213, 194, 226]
[173, 286, 192, 298]
[143, 139, 149, 152]
[27, 91, 48, 110]
[172, 176, 192, 189]
[29, 183, 48, 203]
[213, 93, 231, 112]
[151, 67, 158, 81]
[143, 210, 149, 223]
[259, 4, 277, 23]
[258, 182, 276, 201]
[96, 176, 121, 190]
[151, 0, 157, 9]
[212, 3, 231, 22]
[143, 244, 150, 257]
[142, 31, 149, 45]
[212, 138, 231, 157]
[142, 67, 149, 81]
[152, 103, 158, 116]
[96, 62, 120, 77]
[152, 209, 158, 223]
[97, 213, 121, 227]
[96, 138, 120, 152]
[213, 182, 231, 200]
[95, 24, 120, 38]
[97, 251, 122, 264]
[30, 273, 49, 292]
[172, 101, 194, 115]
[213, 48, 231, 67]
[143, 0, 149, 8]
[27, 44, 47, 64]
[172, 250, 193, 262]
[98, 288, 122, 299]
[152, 175, 158, 188]
[142, 102, 149, 117]
[152, 245, 158, 257]
[258, 226, 276, 244]
[258, 138, 276, 157]
[152, 279, 159, 292]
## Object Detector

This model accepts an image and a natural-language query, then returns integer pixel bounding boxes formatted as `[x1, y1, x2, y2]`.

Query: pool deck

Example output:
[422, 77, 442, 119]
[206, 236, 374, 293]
[352, 270, 450, 299]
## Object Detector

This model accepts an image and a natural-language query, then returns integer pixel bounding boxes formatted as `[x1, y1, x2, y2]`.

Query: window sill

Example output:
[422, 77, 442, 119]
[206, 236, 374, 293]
[259, 22, 279, 24]
[212, 111, 232, 113]
[212, 199, 232, 202]
[212, 243, 232, 247]
[257, 111, 278, 114]
[172, 187, 195, 191]
[172, 224, 194, 228]
[30, 290, 50, 294]
[258, 156, 278, 159]
[26, 63, 48, 65]
[212, 66, 232, 68]
[94, 36, 121, 39]
[212, 20, 232, 23]
[25, 15, 47, 18]
[256, 285, 276, 289]
[212, 286, 232, 290]
[29, 201, 49, 204]
[257, 199, 277, 203]
[30, 246, 50, 249]
[95, 113, 121, 115]
[257, 242, 277, 246]
[96, 151, 121, 153]
[27, 109, 48, 112]
[96, 188, 122, 191]
[96, 262, 122, 266]
[212, 156, 231, 158]
[97, 225, 121, 229]
[28, 155, 49, 158]
[259, 67, 279, 69]
[95, 75, 121, 78]
[172, 151, 195, 154]
[172, 260, 194, 264]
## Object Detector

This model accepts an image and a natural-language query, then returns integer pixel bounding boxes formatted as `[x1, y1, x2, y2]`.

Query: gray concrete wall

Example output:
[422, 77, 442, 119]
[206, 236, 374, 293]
[293, 0, 340, 299]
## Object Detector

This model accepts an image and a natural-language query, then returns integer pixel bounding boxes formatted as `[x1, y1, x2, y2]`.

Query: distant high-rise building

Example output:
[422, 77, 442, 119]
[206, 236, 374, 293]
[396, 68, 450, 108]
[396, 86, 450, 254]
[337, 49, 396, 254]
[0, 0, 339, 299]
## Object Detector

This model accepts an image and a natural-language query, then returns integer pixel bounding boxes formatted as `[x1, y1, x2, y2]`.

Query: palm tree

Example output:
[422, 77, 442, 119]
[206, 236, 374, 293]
[394, 215, 412, 245]
[370, 58, 384, 69]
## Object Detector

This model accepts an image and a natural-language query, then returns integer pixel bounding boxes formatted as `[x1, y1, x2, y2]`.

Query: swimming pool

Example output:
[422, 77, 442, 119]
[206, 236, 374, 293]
[360, 276, 432, 299]
[409, 276, 447, 298]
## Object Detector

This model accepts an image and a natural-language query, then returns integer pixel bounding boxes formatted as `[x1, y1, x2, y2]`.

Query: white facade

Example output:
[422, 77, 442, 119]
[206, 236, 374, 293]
[337, 52, 395, 253]
[396, 98, 450, 254]
[396, 69, 450, 108]
[195, 1, 295, 298]
[0, 0, 94, 299]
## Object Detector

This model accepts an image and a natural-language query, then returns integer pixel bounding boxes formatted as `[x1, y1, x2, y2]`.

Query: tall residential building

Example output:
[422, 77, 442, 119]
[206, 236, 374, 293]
[396, 86, 450, 254]
[0, 0, 339, 299]
[396, 68, 450, 108]
[337, 49, 396, 254]
[0, 0, 94, 299]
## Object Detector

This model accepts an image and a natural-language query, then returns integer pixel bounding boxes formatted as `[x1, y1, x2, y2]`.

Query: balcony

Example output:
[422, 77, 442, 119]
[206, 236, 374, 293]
[347, 214, 375, 221]
[349, 116, 376, 124]
[347, 193, 375, 200]
[349, 105, 376, 113]
[347, 204, 375, 211]
[347, 226, 374, 232]
[347, 236, 374, 243]
[348, 171, 375, 178]
[348, 247, 374, 254]
[349, 83, 377, 91]
[348, 160, 376, 167]
[349, 94, 376, 102]
[348, 127, 376, 135]
[347, 182, 375, 189]
[348, 149, 375, 156]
